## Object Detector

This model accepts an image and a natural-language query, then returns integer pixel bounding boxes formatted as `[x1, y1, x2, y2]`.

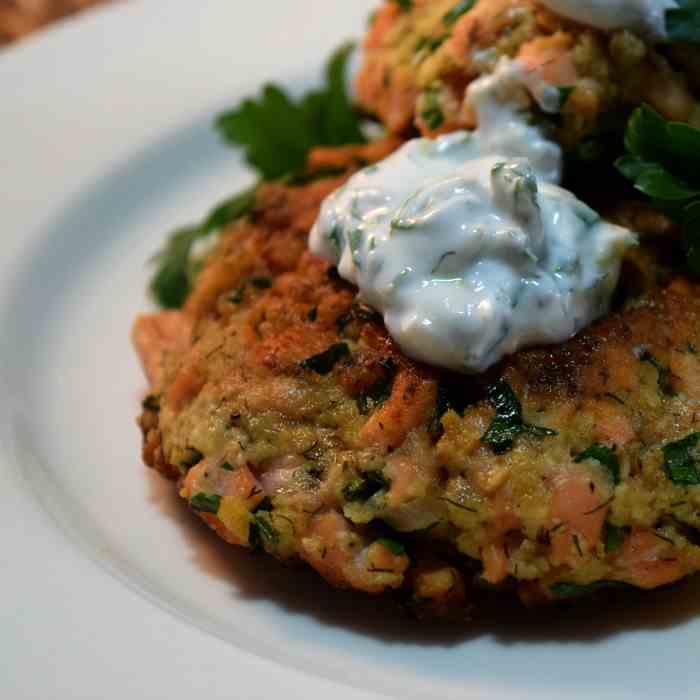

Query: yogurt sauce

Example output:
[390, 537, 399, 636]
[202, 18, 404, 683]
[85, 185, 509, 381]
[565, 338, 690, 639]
[538, 0, 678, 40]
[309, 59, 636, 373]
[460, 57, 564, 184]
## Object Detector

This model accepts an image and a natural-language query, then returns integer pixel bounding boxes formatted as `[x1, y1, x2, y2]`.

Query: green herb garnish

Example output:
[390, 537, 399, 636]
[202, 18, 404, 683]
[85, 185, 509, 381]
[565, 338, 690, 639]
[557, 85, 576, 111]
[150, 187, 257, 308]
[254, 496, 273, 513]
[221, 462, 235, 472]
[574, 444, 621, 485]
[180, 448, 204, 471]
[667, 1, 700, 44]
[376, 538, 405, 556]
[216, 42, 366, 181]
[349, 229, 364, 267]
[190, 492, 222, 514]
[300, 342, 350, 375]
[421, 84, 444, 131]
[443, 0, 476, 26]
[394, 0, 413, 9]
[184, 38, 367, 315]
[328, 225, 344, 256]
[250, 511, 280, 547]
[616, 105, 700, 274]
[604, 522, 628, 554]
[150, 44, 366, 308]
[342, 470, 390, 502]
[662, 432, 700, 485]
[481, 379, 557, 454]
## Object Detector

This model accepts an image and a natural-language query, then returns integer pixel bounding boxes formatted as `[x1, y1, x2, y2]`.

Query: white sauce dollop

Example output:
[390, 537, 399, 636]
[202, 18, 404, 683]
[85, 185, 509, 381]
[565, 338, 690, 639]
[309, 58, 637, 373]
[461, 57, 564, 184]
[310, 143, 634, 373]
[538, 0, 678, 40]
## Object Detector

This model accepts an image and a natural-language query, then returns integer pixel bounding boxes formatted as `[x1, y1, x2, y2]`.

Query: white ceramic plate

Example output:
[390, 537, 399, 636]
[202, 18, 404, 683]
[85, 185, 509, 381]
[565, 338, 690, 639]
[2, 2, 700, 698]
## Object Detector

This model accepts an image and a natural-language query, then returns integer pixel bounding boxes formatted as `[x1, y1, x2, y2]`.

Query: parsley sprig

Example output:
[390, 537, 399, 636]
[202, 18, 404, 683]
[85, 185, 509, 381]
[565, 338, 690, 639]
[216, 42, 366, 181]
[190, 492, 222, 514]
[667, 0, 700, 43]
[616, 104, 700, 273]
[150, 187, 257, 308]
[150, 43, 366, 309]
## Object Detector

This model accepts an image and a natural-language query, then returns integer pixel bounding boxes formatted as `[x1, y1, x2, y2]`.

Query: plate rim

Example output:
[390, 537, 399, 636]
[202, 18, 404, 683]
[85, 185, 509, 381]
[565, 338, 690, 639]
[0, 2, 388, 699]
[2, 3, 699, 700]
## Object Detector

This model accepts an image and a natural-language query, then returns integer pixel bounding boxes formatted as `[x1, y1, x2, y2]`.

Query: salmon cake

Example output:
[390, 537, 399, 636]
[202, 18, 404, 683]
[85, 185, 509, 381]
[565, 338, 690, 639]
[134, 0, 700, 618]
[357, 0, 698, 146]
[133, 172, 700, 614]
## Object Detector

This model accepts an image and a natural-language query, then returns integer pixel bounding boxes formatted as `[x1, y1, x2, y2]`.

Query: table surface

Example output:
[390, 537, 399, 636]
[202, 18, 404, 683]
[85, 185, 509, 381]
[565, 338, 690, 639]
[0, 0, 107, 45]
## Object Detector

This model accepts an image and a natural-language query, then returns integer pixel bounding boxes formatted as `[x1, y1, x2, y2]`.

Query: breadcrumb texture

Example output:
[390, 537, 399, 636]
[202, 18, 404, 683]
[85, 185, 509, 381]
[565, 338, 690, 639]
[133, 1, 700, 617]
[356, 0, 699, 143]
[134, 135, 700, 615]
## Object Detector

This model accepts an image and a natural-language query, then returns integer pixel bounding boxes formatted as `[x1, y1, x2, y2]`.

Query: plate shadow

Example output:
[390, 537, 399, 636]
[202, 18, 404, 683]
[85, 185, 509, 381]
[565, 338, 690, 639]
[146, 468, 700, 648]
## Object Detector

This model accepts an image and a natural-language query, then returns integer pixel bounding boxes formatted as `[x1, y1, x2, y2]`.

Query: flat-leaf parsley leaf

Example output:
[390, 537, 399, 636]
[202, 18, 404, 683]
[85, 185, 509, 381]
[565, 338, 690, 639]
[190, 492, 222, 514]
[481, 378, 557, 454]
[667, 0, 700, 44]
[574, 444, 621, 485]
[616, 105, 700, 274]
[662, 432, 700, 485]
[150, 43, 370, 309]
[216, 42, 366, 181]
[150, 186, 257, 308]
